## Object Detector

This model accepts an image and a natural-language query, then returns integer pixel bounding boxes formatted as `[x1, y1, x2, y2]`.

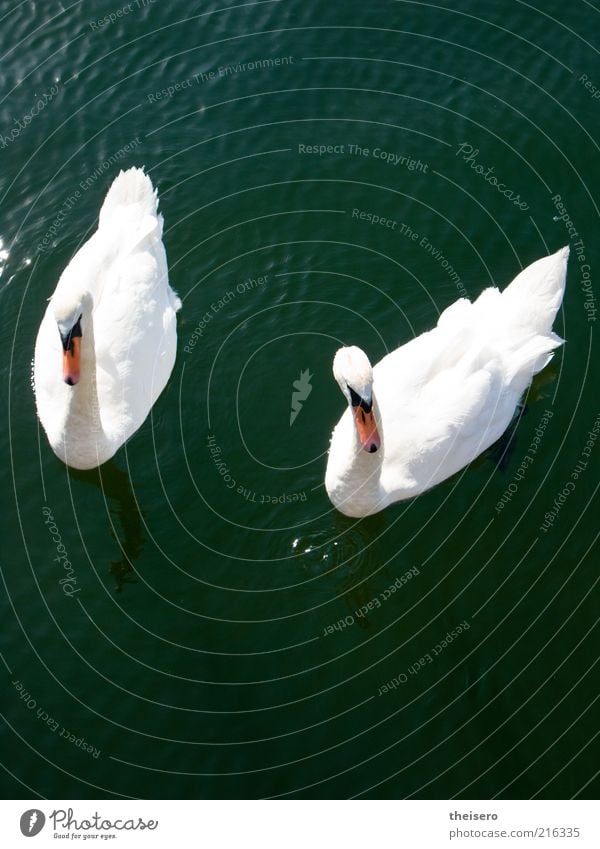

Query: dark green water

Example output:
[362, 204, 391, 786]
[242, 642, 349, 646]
[1, 0, 599, 799]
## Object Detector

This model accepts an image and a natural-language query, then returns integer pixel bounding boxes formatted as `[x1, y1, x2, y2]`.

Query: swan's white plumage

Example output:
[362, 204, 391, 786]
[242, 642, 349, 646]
[325, 247, 569, 517]
[33, 167, 181, 470]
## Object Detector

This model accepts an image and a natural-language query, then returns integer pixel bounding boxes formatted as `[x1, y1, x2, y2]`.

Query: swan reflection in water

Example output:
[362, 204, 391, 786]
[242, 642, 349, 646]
[291, 510, 405, 629]
[69, 460, 144, 592]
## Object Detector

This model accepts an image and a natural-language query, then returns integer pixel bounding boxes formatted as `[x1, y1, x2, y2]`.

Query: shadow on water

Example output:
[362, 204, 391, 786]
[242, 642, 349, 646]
[481, 361, 560, 472]
[68, 460, 145, 592]
[291, 510, 393, 627]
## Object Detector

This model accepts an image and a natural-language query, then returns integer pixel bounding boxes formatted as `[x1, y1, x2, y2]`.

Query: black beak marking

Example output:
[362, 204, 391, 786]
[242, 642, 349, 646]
[348, 386, 372, 413]
[59, 316, 82, 353]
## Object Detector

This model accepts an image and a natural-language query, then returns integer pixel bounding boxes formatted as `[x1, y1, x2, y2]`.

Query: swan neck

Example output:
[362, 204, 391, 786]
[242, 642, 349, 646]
[63, 311, 102, 436]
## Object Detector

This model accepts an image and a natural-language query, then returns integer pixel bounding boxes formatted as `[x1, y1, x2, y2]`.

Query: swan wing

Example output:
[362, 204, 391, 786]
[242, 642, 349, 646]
[92, 229, 178, 445]
[376, 321, 513, 497]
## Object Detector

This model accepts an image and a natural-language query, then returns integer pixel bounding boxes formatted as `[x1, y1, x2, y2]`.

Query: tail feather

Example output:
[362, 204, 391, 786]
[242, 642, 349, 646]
[505, 332, 562, 383]
[501, 245, 569, 336]
[498, 247, 568, 383]
[99, 166, 158, 230]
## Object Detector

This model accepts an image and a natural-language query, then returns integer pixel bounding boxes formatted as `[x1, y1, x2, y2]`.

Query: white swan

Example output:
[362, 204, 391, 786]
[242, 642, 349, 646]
[33, 167, 181, 470]
[325, 247, 569, 517]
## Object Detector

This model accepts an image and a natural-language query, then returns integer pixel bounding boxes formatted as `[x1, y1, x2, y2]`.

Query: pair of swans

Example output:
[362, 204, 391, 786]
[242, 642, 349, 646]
[33, 168, 569, 517]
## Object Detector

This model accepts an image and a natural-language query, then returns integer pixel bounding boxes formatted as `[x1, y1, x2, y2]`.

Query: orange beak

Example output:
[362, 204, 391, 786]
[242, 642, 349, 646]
[62, 336, 81, 386]
[353, 405, 381, 453]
